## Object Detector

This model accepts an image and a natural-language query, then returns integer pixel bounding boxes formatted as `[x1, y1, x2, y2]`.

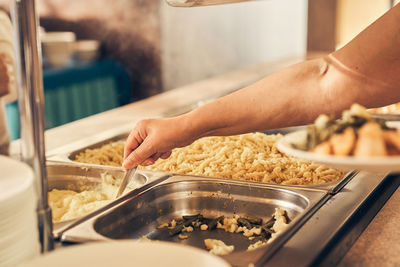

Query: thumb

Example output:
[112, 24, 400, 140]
[123, 139, 156, 169]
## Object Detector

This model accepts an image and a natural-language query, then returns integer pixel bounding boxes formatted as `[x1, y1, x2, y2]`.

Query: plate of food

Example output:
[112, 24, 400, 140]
[277, 104, 400, 173]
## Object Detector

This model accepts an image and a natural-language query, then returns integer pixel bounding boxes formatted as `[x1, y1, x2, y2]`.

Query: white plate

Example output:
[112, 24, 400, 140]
[0, 155, 34, 205]
[22, 240, 231, 267]
[277, 130, 400, 173]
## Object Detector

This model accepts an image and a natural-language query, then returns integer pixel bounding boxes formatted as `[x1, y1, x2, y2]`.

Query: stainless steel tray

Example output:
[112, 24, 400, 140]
[46, 161, 170, 238]
[47, 128, 356, 194]
[61, 175, 328, 266]
[67, 133, 128, 163]
[48, 132, 128, 163]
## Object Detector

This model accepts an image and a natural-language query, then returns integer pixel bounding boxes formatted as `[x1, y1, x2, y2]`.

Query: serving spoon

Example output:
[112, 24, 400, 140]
[115, 168, 137, 198]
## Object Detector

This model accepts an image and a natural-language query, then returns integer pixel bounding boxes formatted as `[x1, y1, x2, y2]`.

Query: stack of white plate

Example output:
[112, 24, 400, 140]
[0, 156, 40, 267]
[22, 240, 231, 267]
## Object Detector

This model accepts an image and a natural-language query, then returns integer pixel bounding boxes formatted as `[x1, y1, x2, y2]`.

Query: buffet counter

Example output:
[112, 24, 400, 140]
[13, 55, 400, 266]
[338, 187, 400, 266]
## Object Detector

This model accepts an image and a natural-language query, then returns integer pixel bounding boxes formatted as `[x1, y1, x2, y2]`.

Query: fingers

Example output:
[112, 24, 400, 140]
[123, 129, 143, 160]
[123, 138, 156, 170]
[151, 152, 162, 161]
[141, 158, 155, 166]
[160, 151, 172, 159]
[123, 119, 174, 169]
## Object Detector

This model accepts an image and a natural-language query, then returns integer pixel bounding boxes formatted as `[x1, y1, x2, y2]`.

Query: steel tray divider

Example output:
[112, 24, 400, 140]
[329, 170, 358, 194]
[159, 171, 357, 194]
[49, 160, 357, 194]
[53, 173, 172, 239]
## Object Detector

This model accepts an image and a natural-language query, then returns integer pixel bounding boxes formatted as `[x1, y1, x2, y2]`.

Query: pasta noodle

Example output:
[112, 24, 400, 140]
[74, 133, 344, 185]
[144, 133, 343, 185]
[74, 141, 124, 167]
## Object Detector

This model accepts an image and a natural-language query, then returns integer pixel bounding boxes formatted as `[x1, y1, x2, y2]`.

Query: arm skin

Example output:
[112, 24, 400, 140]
[0, 11, 16, 100]
[0, 53, 13, 97]
[123, 4, 400, 169]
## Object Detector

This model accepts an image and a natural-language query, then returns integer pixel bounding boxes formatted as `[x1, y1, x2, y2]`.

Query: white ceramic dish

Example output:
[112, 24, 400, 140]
[22, 240, 231, 267]
[277, 130, 400, 173]
[0, 156, 35, 205]
[0, 156, 40, 266]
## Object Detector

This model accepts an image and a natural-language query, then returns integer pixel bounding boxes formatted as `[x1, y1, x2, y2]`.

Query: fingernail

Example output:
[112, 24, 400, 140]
[122, 160, 128, 169]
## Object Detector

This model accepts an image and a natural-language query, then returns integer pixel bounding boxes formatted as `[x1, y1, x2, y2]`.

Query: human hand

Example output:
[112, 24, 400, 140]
[123, 116, 197, 169]
[0, 53, 14, 98]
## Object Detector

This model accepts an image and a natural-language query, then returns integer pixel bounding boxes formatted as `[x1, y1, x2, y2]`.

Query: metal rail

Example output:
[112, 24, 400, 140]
[11, 0, 54, 252]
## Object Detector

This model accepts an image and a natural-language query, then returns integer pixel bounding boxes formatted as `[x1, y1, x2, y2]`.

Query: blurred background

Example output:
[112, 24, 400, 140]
[0, 0, 397, 139]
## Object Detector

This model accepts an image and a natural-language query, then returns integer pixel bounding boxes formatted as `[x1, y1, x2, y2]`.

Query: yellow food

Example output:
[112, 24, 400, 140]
[144, 133, 343, 185]
[204, 239, 235, 256]
[353, 122, 387, 157]
[73, 133, 343, 185]
[49, 173, 136, 222]
[74, 141, 124, 166]
[200, 224, 208, 231]
[49, 189, 110, 222]
[330, 127, 356, 156]
[384, 130, 400, 154]
[271, 208, 289, 233]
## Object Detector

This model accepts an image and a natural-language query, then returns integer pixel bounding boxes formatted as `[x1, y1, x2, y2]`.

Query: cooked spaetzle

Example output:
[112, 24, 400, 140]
[73, 133, 343, 185]
[143, 133, 343, 185]
[74, 141, 124, 167]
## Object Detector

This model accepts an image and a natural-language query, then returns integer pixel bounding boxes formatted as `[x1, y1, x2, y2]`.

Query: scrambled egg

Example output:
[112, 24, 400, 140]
[49, 189, 110, 222]
[49, 173, 136, 222]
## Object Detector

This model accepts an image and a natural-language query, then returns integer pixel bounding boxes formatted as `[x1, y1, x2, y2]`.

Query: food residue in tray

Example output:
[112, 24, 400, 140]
[293, 104, 400, 157]
[204, 239, 234, 256]
[156, 208, 289, 256]
[73, 133, 343, 185]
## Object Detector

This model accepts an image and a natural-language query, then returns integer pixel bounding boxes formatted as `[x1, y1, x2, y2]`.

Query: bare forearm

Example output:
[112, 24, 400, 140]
[181, 4, 400, 139]
[182, 58, 341, 137]
[182, 54, 399, 138]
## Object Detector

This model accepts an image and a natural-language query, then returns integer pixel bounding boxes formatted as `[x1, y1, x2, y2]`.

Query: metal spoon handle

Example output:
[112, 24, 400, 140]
[116, 168, 136, 198]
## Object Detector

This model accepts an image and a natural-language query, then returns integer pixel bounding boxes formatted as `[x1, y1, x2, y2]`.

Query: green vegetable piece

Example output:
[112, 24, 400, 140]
[168, 223, 184, 236]
[182, 214, 201, 221]
[207, 215, 224, 230]
[264, 217, 275, 229]
[245, 216, 263, 225]
[262, 225, 275, 235]
[237, 218, 252, 229]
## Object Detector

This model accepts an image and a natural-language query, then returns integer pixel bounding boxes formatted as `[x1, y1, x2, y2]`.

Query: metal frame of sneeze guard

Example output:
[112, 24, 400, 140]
[11, 0, 54, 252]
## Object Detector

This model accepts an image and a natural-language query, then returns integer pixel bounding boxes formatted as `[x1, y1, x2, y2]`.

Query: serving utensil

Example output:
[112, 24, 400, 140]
[115, 168, 137, 198]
